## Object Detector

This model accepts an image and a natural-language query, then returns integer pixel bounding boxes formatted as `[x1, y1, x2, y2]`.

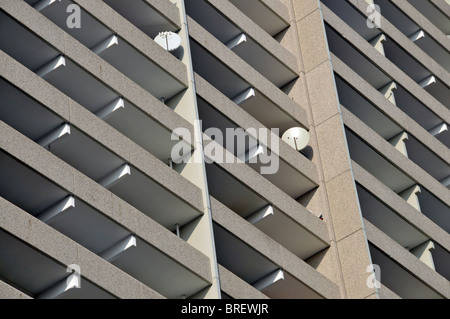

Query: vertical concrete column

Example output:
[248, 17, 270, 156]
[167, 0, 221, 299]
[280, 0, 379, 299]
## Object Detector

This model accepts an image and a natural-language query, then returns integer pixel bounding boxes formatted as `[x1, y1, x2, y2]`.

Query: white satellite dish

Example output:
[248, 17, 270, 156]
[282, 127, 310, 151]
[154, 31, 182, 52]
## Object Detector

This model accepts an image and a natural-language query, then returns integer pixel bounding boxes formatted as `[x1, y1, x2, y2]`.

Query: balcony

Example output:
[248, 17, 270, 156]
[325, 24, 392, 91]
[346, 129, 415, 193]
[366, 219, 449, 299]
[324, 0, 450, 74]
[335, 76, 404, 141]
[0, 9, 192, 162]
[405, 0, 450, 35]
[185, 0, 298, 88]
[205, 158, 327, 260]
[358, 184, 450, 282]
[0, 149, 209, 298]
[213, 223, 323, 299]
[197, 95, 317, 199]
[190, 40, 303, 134]
[392, 85, 450, 148]
[228, 0, 290, 38]
[404, 134, 450, 188]
[10, 2, 186, 102]
[321, 0, 382, 43]
[0, 228, 115, 299]
[323, 9, 449, 126]
[102, 0, 180, 39]
[418, 187, 450, 233]
[377, 0, 450, 72]
[0, 79, 201, 231]
[358, 184, 428, 250]
[331, 52, 450, 151]
[369, 243, 444, 298]
[382, 36, 449, 108]
[340, 100, 450, 190]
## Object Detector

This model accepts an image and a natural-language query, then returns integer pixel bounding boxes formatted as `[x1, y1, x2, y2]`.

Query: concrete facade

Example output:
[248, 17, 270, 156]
[0, 0, 448, 299]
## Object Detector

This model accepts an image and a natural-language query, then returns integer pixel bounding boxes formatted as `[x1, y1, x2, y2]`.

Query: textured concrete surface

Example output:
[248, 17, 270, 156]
[0, 196, 164, 299]
[345, 0, 450, 87]
[325, 171, 364, 242]
[314, 115, 352, 183]
[291, 0, 320, 22]
[305, 60, 341, 127]
[365, 219, 450, 299]
[187, 16, 309, 129]
[194, 72, 319, 186]
[296, 9, 330, 73]
[378, 284, 402, 299]
[0, 0, 191, 135]
[322, 3, 450, 125]
[205, 0, 299, 74]
[261, 0, 291, 23]
[336, 229, 377, 299]
[0, 49, 203, 215]
[205, 138, 329, 244]
[353, 161, 450, 253]
[430, 0, 450, 17]
[144, 0, 181, 28]
[332, 54, 450, 166]
[287, 0, 377, 299]
[211, 197, 340, 299]
[343, 106, 450, 209]
[0, 280, 33, 299]
[0, 120, 212, 285]
[218, 264, 269, 299]
[72, 0, 187, 85]
[1, 0, 445, 300]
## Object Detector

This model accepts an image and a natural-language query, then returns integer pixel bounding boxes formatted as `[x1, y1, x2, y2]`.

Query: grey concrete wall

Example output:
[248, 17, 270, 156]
[279, 0, 378, 299]
[0, 279, 33, 299]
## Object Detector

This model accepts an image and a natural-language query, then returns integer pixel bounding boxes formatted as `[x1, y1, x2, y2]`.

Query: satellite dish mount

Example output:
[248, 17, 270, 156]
[282, 127, 310, 152]
[154, 31, 182, 59]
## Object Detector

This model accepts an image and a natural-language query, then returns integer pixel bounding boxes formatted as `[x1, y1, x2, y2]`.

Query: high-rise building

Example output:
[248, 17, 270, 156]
[0, 0, 448, 299]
